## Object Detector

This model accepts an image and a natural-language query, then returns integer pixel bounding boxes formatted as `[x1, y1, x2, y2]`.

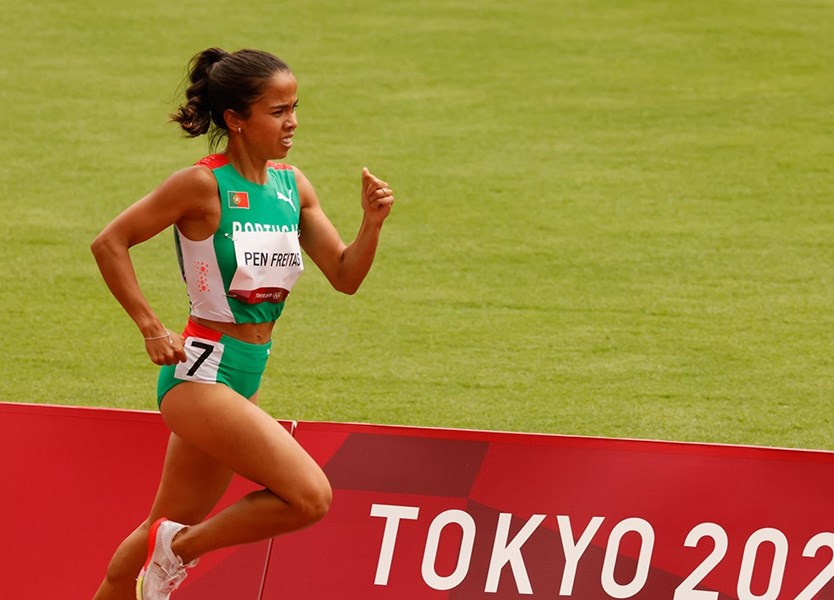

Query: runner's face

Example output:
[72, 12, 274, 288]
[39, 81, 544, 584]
[243, 71, 298, 160]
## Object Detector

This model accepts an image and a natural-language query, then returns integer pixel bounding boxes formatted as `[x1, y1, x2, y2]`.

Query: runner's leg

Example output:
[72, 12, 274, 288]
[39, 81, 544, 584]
[158, 381, 331, 563]
[92, 432, 233, 600]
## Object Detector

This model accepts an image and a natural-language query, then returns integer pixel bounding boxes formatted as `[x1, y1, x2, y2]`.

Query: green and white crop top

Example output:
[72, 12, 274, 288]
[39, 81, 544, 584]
[175, 154, 304, 323]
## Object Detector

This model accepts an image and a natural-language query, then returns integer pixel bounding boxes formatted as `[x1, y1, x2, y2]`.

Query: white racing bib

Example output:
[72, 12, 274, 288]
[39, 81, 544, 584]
[228, 230, 304, 304]
[174, 337, 225, 383]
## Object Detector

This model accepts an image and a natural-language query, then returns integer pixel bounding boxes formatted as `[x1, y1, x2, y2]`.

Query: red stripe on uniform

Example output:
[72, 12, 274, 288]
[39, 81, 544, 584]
[195, 154, 230, 169]
[196, 155, 289, 171]
[183, 319, 224, 342]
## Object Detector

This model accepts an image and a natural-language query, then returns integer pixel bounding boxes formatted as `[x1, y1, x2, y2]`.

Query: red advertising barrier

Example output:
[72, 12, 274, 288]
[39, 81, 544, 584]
[3, 403, 834, 599]
[267, 422, 834, 600]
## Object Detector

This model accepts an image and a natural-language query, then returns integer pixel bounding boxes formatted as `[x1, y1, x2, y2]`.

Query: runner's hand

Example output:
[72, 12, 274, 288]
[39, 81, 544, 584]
[361, 167, 394, 225]
[144, 330, 187, 366]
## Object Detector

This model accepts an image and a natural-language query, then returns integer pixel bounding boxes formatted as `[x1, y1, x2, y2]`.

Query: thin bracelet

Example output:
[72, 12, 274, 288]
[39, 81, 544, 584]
[144, 328, 171, 341]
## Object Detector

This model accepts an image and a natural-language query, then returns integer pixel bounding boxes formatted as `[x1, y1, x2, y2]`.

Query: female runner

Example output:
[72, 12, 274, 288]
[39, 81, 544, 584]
[90, 47, 394, 600]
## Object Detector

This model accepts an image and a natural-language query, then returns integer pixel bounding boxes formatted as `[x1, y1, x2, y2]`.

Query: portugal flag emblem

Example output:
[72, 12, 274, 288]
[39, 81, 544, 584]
[228, 191, 250, 209]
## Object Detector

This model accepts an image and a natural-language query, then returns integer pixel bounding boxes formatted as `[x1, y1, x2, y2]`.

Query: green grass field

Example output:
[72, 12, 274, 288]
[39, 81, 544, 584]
[2, 0, 834, 450]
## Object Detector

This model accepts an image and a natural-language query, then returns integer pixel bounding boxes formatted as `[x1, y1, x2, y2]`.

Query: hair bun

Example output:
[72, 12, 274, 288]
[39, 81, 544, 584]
[189, 47, 228, 83]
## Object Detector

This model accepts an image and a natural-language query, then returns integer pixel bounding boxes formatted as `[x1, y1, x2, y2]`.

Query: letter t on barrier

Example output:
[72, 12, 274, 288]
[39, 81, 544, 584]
[370, 504, 420, 586]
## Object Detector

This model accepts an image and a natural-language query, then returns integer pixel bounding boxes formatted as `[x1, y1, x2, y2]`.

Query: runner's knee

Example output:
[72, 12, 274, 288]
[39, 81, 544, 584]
[104, 520, 151, 583]
[292, 477, 332, 524]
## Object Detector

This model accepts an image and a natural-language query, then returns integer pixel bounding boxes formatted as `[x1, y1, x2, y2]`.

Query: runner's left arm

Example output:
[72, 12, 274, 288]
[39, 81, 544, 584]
[295, 166, 394, 294]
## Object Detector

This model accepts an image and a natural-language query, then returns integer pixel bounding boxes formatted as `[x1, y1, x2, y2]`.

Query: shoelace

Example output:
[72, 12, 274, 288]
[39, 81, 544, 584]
[153, 560, 189, 592]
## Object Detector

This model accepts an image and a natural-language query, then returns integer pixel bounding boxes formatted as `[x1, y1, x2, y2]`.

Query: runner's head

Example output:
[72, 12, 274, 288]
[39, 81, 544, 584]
[172, 48, 292, 149]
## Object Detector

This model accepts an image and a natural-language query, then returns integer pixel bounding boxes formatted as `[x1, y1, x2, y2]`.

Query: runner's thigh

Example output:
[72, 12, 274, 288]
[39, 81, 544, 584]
[148, 431, 235, 525]
[160, 382, 327, 502]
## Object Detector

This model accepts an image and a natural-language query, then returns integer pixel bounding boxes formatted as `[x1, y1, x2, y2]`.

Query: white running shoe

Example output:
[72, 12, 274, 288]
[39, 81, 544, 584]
[136, 518, 199, 600]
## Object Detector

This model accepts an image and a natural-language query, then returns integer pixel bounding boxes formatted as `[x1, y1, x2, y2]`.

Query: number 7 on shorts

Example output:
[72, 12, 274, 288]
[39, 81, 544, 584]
[174, 337, 225, 383]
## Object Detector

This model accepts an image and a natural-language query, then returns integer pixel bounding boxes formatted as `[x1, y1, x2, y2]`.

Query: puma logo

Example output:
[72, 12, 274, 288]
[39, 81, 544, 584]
[277, 190, 296, 212]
